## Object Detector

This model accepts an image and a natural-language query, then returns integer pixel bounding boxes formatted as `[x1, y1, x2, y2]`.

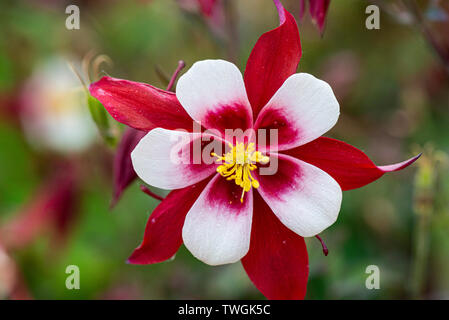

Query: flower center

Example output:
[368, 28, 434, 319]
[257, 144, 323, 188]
[212, 142, 269, 203]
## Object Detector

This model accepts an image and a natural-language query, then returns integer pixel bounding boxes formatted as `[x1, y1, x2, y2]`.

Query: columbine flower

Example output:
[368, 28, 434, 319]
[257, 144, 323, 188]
[89, 1, 419, 299]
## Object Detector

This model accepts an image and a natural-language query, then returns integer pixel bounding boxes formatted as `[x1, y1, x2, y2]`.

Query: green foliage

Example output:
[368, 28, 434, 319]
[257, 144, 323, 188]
[87, 95, 117, 147]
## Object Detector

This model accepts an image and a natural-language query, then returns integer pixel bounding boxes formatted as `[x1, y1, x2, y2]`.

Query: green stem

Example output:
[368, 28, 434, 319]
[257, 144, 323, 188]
[410, 153, 436, 299]
[223, 0, 239, 64]
[410, 203, 431, 299]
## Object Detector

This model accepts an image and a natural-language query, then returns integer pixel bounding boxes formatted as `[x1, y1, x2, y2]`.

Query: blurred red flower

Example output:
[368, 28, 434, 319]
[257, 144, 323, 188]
[299, 0, 331, 35]
[0, 162, 80, 250]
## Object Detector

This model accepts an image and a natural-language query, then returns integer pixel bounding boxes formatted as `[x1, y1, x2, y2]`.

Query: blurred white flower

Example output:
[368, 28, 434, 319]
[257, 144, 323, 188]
[0, 245, 15, 299]
[20, 57, 97, 153]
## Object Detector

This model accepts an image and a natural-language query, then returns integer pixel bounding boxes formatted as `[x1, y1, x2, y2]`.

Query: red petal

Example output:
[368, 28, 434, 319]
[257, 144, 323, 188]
[242, 192, 309, 300]
[89, 76, 193, 131]
[244, 2, 301, 118]
[111, 127, 147, 208]
[127, 178, 209, 265]
[309, 0, 331, 34]
[284, 137, 421, 191]
[198, 0, 218, 17]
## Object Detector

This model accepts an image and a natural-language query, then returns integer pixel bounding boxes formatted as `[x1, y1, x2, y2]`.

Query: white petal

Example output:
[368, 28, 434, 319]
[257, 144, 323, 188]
[131, 128, 218, 190]
[255, 153, 342, 237]
[182, 174, 253, 265]
[254, 73, 339, 151]
[176, 60, 253, 134]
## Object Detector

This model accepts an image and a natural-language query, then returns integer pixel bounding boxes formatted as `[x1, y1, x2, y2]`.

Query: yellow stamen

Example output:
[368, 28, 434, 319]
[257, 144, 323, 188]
[212, 142, 269, 203]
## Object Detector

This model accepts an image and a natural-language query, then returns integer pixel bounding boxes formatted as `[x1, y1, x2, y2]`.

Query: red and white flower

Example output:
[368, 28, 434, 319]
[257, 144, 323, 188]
[89, 1, 419, 299]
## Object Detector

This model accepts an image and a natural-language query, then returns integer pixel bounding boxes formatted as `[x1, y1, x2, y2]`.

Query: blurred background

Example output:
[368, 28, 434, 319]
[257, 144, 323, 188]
[0, 0, 448, 299]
